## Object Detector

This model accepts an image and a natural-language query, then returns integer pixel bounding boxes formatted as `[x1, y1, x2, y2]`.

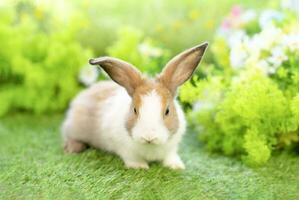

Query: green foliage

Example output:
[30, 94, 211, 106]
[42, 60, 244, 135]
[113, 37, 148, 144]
[210, 37, 231, 73]
[215, 72, 295, 165]
[182, 71, 299, 166]
[0, 0, 277, 118]
[179, 6, 299, 166]
[242, 128, 271, 166]
[292, 95, 299, 125]
[0, 2, 92, 116]
[107, 27, 170, 75]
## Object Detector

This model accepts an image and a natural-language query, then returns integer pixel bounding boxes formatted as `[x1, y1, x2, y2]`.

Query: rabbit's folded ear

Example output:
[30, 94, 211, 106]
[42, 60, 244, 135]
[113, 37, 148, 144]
[89, 57, 143, 96]
[157, 42, 208, 95]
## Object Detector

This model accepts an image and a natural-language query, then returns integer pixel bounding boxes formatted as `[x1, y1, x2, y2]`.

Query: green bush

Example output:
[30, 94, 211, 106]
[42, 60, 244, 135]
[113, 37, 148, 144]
[180, 6, 299, 166]
[213, 72, 295, 165]
[0, 2, 92, 116]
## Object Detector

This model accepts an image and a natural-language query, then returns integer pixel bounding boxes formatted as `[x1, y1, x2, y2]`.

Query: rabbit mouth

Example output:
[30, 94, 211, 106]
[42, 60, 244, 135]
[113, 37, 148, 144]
[129, 134, 163, 145]
[140, 139, 159, 145]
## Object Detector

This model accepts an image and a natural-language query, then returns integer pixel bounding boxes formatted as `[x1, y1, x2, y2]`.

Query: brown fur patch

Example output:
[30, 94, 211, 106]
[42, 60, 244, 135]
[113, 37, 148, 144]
[154, 81, 179, 134]
[63, 81, 119, 145]
[162, 101, 179, 134]
[64, 138, 87, 153]
[125, 80, 154, 134]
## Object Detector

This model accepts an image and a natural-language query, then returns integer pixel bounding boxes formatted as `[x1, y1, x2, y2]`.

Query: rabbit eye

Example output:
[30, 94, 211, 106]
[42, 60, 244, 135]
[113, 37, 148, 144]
[134, 107, 137, 114]
[165, 107, 170, 116]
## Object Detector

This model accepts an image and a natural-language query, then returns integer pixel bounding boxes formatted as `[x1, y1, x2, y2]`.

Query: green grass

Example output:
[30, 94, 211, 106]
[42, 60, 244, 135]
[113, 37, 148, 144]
[0, 114, 298, 200]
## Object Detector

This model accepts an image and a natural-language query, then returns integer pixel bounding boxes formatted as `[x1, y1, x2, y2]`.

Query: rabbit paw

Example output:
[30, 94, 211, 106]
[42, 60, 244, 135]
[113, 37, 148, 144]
[125, 160, 149, 169]
[163, 154, 185, 170]
[64, 138, 87, 153]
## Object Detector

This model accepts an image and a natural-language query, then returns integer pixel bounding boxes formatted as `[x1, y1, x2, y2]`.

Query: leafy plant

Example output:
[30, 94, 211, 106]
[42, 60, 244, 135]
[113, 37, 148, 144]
[0, 2, 92, 116]
[180, 6, 299, 166]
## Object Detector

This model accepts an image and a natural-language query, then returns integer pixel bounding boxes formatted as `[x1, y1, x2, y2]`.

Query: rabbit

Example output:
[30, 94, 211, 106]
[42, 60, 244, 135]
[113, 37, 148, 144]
[61, 42, 208, 169]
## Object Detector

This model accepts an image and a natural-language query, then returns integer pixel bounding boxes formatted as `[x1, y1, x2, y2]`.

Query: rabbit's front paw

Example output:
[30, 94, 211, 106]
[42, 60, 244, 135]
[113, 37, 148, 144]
[124, 160, 149, 169]
[163, 154, 185, 170]
[64, 138, 87, 153]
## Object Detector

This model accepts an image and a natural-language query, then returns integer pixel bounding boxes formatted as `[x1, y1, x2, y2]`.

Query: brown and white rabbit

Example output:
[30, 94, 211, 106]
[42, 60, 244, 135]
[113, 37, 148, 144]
[62, 43, 208, 169]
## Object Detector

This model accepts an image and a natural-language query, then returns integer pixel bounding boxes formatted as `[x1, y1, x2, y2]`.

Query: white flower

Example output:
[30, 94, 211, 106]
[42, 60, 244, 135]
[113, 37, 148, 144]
[241, 9, 257, 23]
[256, 60, 271, 75]
[227, 30, 248, 48]
[217, 10, 256, 38]
[249, 25, 283, 51]
[244, 49, 260, 68]
[232, 70, 253, 84]
[259, 10, 284, 29]
[216, 26, 230, 39]
[193, 101, 214, 112]
[281, 0, 291, 8]
[281, 0, 299, 12]
[138, 42, 162, 57]
[230, 41, 248, 69]
[254, 56, 283, 75]
[227, 30, 252, 69]
[79, 65, 99, 86]
[267, 46, 287, 69]
[282, 33, 299, 52]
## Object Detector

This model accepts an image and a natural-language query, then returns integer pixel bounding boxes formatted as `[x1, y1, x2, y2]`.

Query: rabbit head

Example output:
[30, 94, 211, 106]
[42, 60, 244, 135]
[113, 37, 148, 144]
[89, 42, 208, 145]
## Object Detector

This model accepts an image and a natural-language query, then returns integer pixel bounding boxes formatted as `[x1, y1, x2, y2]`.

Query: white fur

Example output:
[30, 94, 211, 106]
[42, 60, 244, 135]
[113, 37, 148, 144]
[62, 86, 186, 169]
[131, 90, 169, 145]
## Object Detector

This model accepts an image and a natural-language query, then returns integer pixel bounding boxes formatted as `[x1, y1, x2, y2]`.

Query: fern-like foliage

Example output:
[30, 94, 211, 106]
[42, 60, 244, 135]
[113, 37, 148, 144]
[0, 3, 92, 116]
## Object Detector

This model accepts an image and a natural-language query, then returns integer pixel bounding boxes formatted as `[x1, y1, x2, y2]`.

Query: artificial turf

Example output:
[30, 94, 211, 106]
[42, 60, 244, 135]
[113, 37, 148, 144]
[0, 114, 298, 200]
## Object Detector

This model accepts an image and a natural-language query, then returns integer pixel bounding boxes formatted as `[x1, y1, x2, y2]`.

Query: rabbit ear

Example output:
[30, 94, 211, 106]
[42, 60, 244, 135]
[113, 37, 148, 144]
[157, 42, 208, 95]
[89, 57, 143, 96]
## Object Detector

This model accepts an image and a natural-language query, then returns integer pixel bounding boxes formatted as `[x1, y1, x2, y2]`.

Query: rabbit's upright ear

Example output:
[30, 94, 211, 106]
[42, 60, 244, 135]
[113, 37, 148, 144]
[89, 57, 143, 96]
[157, 42, 208, 95]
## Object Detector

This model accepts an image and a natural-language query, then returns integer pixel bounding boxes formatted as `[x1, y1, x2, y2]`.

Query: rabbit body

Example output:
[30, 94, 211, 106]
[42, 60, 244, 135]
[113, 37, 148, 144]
[62, 81, 186, 169]
[62, 42, 208, 169]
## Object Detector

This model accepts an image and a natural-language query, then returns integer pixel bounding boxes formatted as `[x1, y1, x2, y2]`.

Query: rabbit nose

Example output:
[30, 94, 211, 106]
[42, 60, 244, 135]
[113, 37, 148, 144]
[142, 136, 157, 144]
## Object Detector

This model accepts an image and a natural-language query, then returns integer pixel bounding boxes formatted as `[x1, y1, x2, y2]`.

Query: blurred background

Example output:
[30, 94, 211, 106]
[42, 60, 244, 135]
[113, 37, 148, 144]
[0, 0, 281, 116]
[1, 0, 299, 166]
